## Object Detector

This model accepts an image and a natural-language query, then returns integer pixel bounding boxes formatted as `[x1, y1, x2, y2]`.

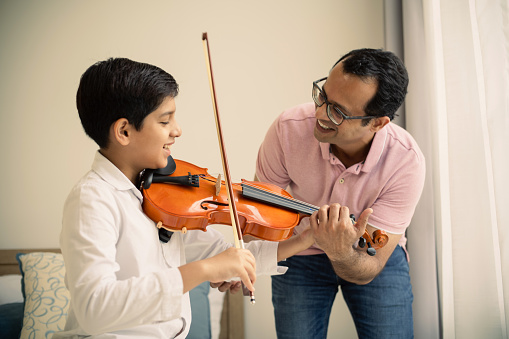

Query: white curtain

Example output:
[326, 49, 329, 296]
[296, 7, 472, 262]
[403, 0, 509, 338]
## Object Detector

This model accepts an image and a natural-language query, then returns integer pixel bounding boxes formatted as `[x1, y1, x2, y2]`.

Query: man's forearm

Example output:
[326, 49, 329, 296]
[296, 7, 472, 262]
[327, 248, 384, 285]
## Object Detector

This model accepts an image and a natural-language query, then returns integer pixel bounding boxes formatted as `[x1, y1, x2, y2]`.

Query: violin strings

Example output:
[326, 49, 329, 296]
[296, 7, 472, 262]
[241, 182, 319, 215]
[198, 176, 319, 214]
[242, 182, 318, 210]
[246, 189, 317, 214]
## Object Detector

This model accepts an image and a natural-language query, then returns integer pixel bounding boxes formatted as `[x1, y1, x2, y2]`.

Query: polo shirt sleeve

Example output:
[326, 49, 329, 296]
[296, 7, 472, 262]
[256, 114, 291, 189]
[368, 147, 426, 234]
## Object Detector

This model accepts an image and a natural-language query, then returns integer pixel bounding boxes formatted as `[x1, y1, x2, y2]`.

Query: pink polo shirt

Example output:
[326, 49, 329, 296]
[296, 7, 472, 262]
[256, 102, 425, 256]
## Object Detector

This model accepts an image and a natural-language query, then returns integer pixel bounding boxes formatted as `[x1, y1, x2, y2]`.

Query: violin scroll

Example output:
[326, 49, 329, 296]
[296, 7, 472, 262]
[358, 229, 389, 256]
[372, 230, 389, 247]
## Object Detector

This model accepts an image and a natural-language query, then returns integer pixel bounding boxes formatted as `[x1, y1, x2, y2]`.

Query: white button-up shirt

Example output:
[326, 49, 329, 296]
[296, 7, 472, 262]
[55, 151, 282, 338]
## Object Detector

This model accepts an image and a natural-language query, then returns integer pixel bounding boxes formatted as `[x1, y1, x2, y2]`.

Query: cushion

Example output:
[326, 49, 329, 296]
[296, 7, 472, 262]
[16, 252, 70, 338]
[0, 274, 24, 305]
[187, 281, 211, 339]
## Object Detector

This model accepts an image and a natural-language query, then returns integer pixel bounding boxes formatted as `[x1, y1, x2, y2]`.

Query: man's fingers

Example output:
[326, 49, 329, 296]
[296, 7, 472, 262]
[310, 211, 319, 231]
[329, 203, 342, 222]
[317, 204, 330, 225]
[356, 208, 373, 228]
[337, 205, 350, 223]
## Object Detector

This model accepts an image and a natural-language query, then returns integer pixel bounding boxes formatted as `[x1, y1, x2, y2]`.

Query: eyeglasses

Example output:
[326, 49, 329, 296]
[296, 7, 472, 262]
[312, 77, 377, 126]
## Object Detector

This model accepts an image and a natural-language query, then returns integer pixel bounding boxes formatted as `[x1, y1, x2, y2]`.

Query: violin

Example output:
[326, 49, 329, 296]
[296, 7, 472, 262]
[140, 155, 389, 255]
[141, 156, 300, 242]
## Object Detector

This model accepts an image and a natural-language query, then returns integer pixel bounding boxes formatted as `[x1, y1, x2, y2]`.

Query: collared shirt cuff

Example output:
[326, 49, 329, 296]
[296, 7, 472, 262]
[247, 241, 288, 276]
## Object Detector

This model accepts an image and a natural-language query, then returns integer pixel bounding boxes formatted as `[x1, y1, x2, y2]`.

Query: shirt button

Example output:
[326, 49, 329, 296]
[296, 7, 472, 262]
[339, 178, 345, 184]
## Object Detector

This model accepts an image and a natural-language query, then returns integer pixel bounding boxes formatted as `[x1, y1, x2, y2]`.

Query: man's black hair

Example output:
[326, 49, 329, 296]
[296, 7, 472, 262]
[333, 48, 408, 121]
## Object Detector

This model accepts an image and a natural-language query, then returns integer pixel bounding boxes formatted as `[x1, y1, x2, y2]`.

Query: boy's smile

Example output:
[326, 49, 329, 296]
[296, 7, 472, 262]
[108, 95, 181, 183]
[132, 96, 181, 170]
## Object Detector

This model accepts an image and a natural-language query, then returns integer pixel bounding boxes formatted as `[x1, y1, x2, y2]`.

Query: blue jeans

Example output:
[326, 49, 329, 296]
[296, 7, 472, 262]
[272, 246, 413, 339]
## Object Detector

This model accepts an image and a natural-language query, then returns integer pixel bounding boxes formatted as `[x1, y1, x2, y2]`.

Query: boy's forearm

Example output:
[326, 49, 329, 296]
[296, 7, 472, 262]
[277, 234, 312, 262]
[178, 260, 207, 294]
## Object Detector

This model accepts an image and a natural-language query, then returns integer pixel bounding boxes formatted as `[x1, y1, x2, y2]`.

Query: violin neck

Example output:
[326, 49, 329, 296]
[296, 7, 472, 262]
[241, 183, 318, 215]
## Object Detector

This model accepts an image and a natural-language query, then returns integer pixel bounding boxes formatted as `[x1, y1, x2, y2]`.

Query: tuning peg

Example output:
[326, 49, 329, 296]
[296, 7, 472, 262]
[366, 242, 376, 256]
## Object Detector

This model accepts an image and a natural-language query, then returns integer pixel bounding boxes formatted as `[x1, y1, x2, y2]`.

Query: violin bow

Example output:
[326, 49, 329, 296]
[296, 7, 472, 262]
[202, 32, 255, 304]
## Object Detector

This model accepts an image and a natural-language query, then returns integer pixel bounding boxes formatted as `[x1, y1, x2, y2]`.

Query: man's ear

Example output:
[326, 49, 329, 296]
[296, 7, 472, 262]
[370, 116, 390, 132]
[112, 118, 132, 146]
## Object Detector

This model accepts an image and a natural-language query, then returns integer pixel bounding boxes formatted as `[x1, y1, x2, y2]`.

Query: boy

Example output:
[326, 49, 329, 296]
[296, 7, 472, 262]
[55, 58, 314, 338]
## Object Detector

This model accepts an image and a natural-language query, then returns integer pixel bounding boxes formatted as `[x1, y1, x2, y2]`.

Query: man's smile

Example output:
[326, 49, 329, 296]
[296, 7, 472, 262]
[317, 119, 335, 131]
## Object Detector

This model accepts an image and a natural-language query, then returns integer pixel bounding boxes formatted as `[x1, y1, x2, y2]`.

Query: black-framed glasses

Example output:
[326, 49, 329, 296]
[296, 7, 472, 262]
[312, 77, 377, 126]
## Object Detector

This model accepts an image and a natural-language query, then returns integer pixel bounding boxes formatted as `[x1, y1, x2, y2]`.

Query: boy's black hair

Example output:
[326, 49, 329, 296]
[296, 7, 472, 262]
[333, 48, 408, 122]
[77, 58, 179, 148]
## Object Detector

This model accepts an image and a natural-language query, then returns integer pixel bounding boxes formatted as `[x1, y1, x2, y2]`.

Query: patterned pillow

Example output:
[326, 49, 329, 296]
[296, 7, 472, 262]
[16, 252, 70, 338]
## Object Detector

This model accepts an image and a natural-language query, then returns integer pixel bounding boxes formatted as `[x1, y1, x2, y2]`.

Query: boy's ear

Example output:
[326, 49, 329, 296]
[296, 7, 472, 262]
[112, 118, 132, 146]
[370, 116, 390, 132]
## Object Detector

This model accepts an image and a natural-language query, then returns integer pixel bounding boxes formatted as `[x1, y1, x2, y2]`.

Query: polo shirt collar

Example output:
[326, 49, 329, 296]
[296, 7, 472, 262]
[320, 142, 332, 160]
[362, 126, 387, 173]
[91, 151, 143, 201]
[319, 125, 388, 173]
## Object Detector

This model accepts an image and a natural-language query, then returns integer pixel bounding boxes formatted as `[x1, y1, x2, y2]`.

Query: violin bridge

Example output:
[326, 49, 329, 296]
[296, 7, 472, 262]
[215, 174, 221, 196]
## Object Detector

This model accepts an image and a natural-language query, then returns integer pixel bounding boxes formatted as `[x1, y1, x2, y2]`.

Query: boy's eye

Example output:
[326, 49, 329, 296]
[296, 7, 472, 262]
[160, 121, 169, 125]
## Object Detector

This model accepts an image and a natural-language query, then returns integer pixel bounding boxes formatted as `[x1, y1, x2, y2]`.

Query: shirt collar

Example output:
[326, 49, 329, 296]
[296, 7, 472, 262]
[319, 125, 388, 173]
[91, 151, 144, 201]
[320, 142, 332, 160]
[362, 125, 387, 173]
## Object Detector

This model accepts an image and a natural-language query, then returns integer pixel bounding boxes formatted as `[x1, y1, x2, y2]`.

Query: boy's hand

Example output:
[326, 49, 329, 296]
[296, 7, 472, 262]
[210, 281, 242, 294]
[204, 247, 256, 292]
[296, 226, 315, 248]
[276, 225, 315, 262]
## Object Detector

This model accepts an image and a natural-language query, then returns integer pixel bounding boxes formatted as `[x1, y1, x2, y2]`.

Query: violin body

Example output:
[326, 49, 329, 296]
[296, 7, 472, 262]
[142, 159, 300, 241]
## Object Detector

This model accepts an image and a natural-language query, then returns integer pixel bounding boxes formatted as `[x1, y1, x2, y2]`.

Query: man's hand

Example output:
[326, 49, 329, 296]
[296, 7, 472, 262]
[309, 203, 398, 285]
[310, 203, 373, 260]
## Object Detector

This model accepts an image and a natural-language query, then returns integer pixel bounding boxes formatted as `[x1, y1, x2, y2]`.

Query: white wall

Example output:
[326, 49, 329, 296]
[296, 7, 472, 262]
[0, 1, 384, 338]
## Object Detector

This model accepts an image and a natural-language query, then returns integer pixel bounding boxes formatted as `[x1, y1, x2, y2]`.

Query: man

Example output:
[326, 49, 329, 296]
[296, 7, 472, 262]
[256, 48, 425, 338]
